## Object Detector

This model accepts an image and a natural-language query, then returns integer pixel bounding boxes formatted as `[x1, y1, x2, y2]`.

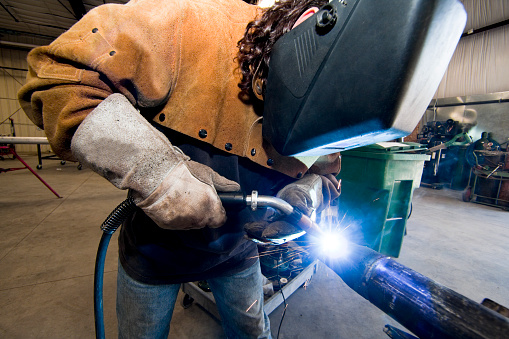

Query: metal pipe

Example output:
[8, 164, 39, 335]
[250, 193, 294, 215]
[325, 243, 509, 339]
[218, 191, 302, 216]
[0, 40, 40, 50]
[0, 136, 49, 144]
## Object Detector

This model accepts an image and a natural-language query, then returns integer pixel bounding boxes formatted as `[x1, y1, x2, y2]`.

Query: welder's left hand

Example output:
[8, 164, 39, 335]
[244, 174, 341, 242]
[276, 174, 341, 217]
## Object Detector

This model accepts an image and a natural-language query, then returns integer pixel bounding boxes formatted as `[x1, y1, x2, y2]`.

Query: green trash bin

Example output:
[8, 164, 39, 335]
[337, 143, 430, 257]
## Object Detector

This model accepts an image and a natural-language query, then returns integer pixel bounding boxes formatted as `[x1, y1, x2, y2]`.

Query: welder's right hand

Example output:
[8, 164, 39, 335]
[71, 93, 239, 230]
[136, 159, 240, 230]
[244, 218, 302, 244]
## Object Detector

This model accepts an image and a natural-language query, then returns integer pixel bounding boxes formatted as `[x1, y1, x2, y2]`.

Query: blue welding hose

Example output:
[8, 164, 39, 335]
[93, 193, 246, 338]
[94, 233, 112, 339]
[94, 197, 137, 339]
[93, 192, 298, 338]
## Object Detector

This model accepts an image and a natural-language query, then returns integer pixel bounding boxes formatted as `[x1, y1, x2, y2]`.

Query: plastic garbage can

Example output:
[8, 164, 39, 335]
[337, 142, 429, 257]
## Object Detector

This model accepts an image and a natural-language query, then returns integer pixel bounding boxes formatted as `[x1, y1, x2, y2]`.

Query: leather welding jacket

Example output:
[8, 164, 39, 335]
[19, 0, 339, 178]
[18, 0, 340, 284]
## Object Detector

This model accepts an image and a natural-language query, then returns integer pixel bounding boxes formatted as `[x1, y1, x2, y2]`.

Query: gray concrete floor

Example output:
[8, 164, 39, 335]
[1, 154, 508, 338]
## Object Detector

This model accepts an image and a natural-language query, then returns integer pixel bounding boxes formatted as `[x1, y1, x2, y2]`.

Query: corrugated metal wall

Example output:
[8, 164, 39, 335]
[434, 25, 509, 98]
[462, 0, 509, 32]
[435, 0, 509, 98]
[426, 0, 509, 145]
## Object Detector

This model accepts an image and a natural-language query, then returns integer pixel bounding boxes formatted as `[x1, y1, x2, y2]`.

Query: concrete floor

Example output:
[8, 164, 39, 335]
[1, 154, 508, 338]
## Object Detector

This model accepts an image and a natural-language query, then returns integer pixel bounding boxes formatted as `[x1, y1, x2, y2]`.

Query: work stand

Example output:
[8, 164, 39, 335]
[0, 144, 61, 198]
[181, 259, 319, 320]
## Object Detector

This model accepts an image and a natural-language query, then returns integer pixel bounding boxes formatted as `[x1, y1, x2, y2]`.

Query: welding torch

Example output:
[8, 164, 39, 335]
[94, 190, 321, 338]
[218, 191, 324, 245]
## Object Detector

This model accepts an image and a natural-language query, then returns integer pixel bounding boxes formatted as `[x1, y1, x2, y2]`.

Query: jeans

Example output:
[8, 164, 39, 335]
[117, 260, 271, 339]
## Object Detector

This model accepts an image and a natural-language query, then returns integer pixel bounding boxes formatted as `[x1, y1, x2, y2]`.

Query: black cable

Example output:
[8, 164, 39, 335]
[276, 250, 287, 339]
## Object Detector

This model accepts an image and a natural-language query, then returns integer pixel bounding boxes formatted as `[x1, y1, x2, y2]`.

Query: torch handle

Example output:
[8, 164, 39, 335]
[218, 191, 324, 239]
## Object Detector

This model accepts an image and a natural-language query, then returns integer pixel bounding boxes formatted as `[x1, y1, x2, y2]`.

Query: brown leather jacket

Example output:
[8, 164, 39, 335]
[18, 0, 339, 178]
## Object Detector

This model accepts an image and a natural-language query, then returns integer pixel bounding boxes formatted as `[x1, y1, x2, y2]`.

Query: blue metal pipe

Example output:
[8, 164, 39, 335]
[325, 243, 509, 338]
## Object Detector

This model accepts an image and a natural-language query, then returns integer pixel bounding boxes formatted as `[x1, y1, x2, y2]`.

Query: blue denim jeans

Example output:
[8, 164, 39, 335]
[117, 260, 271, 339]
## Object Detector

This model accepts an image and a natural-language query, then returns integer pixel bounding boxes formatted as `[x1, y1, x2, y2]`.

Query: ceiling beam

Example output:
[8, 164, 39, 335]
[67, 0, 87, 20]
[0, 40, 40, 50]
[0, 2, 19, 22]
[0, 28, 56, 40]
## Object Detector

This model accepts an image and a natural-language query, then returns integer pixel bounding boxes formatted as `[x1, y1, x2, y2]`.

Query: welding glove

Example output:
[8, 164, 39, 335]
[71, 93, 240, 230]
[245, 174, 340, 241]
[276, 173, 340, 217]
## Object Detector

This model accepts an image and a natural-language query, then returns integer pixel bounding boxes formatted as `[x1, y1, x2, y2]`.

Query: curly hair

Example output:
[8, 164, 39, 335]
[237, 0, 329, 99]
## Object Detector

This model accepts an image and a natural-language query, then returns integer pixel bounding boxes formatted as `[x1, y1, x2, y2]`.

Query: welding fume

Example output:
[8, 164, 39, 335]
[19, 0, 508, 338]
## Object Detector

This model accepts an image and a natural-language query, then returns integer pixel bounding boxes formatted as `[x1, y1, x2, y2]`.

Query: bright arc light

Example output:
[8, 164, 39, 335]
[319, 231, 350, 258]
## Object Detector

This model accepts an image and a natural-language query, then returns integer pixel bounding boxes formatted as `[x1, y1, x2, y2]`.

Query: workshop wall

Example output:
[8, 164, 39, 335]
[420, 0, 509, 145]
[0, 37, 51, 154]
[434, 25, 509, 98]
[435, 0, 509, 98]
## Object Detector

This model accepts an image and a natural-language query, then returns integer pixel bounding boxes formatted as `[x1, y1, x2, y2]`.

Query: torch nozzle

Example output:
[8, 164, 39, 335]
[289, 211, 325, 239]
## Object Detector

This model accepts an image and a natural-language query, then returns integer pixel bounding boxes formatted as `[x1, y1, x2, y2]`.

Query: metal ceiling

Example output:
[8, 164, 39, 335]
[0, 0, 128, 43]
[1, 0, 509, 46]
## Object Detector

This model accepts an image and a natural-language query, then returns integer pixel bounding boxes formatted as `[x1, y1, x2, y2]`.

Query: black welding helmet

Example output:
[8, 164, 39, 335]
[262, 0, 466, 156]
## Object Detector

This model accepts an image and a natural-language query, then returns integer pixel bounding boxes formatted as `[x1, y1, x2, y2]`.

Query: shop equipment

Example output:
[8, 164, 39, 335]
[417, 120, 472, 190]
[0, 136, 61, 198]
[462, 149, 509, 210]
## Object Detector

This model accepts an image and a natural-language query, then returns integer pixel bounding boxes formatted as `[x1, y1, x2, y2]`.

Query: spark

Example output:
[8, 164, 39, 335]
[338, 211, 347, 227]
[247, 247, 288, 260]
[246, 299, 258, 312]
[303, 279, 311, 290]
[336, 221, 354, 231]
[274, 251, 304, 268]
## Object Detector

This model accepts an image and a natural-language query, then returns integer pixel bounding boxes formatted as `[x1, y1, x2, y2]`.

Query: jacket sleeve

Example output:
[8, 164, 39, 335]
[17, 0, 182, 161]
[19, 54, 113, 160]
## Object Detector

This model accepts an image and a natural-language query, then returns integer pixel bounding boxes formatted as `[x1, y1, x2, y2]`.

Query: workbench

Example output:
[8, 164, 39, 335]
[0, 136, 61, 197]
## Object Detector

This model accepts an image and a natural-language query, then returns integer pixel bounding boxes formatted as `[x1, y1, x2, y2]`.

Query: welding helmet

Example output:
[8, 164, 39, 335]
[262, 0, 466, 156]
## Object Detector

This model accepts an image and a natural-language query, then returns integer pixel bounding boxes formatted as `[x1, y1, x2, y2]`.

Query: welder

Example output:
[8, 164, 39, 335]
[18, 0, 340, 337]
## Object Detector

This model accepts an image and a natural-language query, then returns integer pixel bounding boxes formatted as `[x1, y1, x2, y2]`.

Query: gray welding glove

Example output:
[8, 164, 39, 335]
[276, 173, 340, 217]
[71, 93, 240, 230]
[245, 174, 341, 240]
